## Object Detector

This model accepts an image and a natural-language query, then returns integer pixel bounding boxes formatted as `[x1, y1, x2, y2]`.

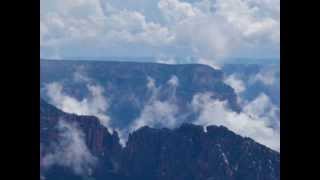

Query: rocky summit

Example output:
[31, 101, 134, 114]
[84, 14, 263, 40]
[40, 99, 280, 180]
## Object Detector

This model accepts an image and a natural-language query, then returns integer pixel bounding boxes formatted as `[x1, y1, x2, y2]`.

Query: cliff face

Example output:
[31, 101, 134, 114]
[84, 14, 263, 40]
[40, 99, 121, 156]
[40, 99, 279, 180]
[40, 99, 123, 180]
[122, 124, 279, 180]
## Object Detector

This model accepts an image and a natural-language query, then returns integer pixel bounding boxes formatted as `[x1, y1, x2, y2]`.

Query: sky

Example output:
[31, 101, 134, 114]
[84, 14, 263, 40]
[40, 0, 280, 64]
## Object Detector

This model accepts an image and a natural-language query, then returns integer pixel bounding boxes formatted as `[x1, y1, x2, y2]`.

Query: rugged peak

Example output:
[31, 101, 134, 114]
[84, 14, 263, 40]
[40, 96, 279, 180]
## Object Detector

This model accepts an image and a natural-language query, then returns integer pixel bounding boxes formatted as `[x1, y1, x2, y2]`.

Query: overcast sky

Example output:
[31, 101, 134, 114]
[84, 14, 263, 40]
[40, 0, 280, 64]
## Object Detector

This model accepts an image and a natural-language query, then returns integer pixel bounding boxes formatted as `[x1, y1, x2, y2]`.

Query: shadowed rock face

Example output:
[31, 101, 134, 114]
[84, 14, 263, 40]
[40, 99, 123, 180]
[40, 99, 121, 156]
[41, 60, 240, 129]
[40, 99, 279, 180]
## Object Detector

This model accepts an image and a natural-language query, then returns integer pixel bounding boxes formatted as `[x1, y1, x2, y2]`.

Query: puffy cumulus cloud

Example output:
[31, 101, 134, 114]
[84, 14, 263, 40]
[191, 92, 280, 151]
[214, 0, 279, 40]
[158, 0, 199, 23]
[175, 0, 279, 62]
[41, 0, 173, 58]
[130, 75, 180, 131]
[42, 66, 279, 150]
[40, 0, 104, 47]
[42, 120, 97, 175]
[101, 10, 174, 46]
[41, 0, 279, 63]
[44, 81, 111, 128]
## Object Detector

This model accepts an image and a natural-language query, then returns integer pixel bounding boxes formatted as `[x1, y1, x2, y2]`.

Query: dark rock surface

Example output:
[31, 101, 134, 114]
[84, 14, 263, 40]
[40, 99, 279, 180]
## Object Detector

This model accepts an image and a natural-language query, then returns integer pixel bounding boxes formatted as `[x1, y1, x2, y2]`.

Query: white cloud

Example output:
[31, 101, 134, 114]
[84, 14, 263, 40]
[243, 93, 280, 129]
[44, 81, 111, 128]
[249, 66, 279, 86]
[191, 92, 280, 151]
[131, 100, 179, 131]
[41, 1, 174, 58]
[121, 74, 277, 150]
[224, 74, 246, 94]
[130, 76, 180, 131]
[73, 65, 92, 83]
[42, 120, 97, 175]
[156, 56, 177, 64]
[167, 75, 179, 87]
[213, 0, 279, 40]
[41, 0, 280, 62]
[42, 65, 279, 151]
[158, 0, 198, 23]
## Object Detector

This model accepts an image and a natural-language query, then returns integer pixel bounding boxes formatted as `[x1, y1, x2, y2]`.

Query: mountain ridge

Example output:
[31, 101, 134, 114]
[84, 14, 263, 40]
[40, 99, 280, 180]
[41, 60, 241, 130]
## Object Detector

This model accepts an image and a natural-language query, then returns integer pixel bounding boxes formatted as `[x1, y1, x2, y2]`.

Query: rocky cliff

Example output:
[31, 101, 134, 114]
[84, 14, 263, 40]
[40, 99, 279, 180]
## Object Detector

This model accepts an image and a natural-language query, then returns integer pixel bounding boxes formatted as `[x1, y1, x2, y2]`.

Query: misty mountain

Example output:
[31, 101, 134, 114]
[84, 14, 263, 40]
[40, 60, 240, 130]
[40, 99, 280, 180]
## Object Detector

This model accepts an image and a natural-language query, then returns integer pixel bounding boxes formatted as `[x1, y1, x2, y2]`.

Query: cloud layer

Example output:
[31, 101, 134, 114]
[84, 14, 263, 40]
[41, 0, 279, 62]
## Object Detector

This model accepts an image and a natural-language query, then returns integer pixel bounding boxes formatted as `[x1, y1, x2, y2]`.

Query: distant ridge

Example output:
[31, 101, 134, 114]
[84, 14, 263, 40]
[41, 59, 241, 130]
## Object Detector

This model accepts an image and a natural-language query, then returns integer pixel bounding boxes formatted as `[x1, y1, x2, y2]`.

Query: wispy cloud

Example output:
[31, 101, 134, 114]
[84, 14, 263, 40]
[130, 75, 180, 131]
[191, 92, 280, 151]
[44, 70, 111, 128]
[42, 64, 279, 151]
[249, 65, 279, 86]
[42, 120, 97, 176]
[224, 74, 246, 94]
[222, 66, 280, 150]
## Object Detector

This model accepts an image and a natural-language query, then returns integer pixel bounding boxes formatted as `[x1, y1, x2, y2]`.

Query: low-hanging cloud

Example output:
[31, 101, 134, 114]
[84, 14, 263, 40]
[249, 65, 279, 86]
[42, 64, 279, 151]
[130, 75, 180, 131]
[41, 120, 97, 176]
[224, 74, 246, 94]
[43, 66, 112, 128]
[44, 81, 111, 129]
[221, 67, 280, 150]
[223, 64, 280, 107]
[128, 75, 280, 151]
[191, 92, 280, 151]
[124, 73, 280, 151]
